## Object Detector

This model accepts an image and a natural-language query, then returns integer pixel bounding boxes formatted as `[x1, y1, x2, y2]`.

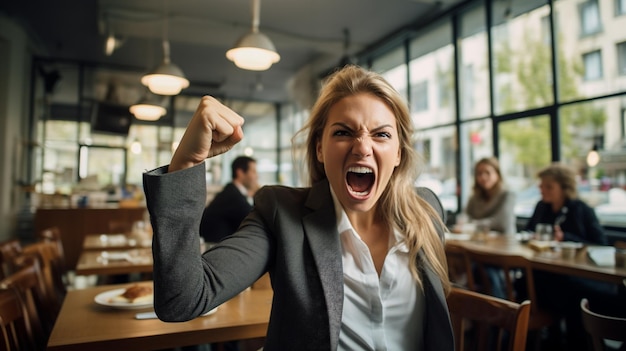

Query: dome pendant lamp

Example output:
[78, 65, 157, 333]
[141, 0, 189, 95]
[226, 0, 280, 71]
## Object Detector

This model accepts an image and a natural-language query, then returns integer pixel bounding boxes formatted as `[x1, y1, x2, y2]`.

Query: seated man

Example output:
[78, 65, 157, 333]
[200, 156, 258, 244]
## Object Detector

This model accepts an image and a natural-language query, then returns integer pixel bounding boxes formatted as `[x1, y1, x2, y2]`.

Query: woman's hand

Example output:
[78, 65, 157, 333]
[169, 96, 245, 172]
[554, 225, 564, 241]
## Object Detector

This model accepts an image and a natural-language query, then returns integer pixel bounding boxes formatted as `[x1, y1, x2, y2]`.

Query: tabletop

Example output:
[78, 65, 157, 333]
[82, 233, 152, 251]
[445, 233, 626, 284]
[47, 282, 273, 351]
[74, 248, 153, 276]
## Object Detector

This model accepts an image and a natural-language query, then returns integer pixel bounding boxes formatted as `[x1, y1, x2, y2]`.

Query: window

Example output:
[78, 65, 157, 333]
[618, 41, 626, 76]
[580, 0, 602, 36]
[411, 81, 429, 112]
[583, 50, 603, 80]
[616, 0, 626, 16]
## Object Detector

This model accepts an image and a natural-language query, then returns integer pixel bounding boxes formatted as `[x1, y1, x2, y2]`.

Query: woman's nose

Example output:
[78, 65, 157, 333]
[352, 136, 372, 157]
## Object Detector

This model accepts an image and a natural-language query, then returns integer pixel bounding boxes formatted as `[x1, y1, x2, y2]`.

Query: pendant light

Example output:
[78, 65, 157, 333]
[141, 0, 189, 95]
[130, 99, 166, 121]
[226, 0, 280, 71]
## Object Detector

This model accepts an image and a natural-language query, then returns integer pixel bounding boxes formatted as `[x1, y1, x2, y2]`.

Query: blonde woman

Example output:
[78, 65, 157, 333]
[143, 65, 453, 350]
[465, 157, 516, 235]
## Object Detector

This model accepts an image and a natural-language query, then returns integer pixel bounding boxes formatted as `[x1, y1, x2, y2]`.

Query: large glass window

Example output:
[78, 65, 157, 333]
[409, 23, 455, 128]
[371, 47, 408, 102]
[498, 115, 552, 218]
[415, 126, 458, 213]
[491, 1, 553, 115]
[560, 97, 626, 227]
[459, 119, 494, 205]
[459, 3, 490, 120]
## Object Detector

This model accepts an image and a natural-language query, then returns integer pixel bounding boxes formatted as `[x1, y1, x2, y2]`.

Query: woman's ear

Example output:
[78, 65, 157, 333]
[316, 139, 324, 163]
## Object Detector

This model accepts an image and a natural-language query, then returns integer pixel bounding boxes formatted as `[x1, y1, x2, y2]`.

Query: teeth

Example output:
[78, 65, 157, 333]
[347, 166, 373, 174]
[349, 189, 370, 196]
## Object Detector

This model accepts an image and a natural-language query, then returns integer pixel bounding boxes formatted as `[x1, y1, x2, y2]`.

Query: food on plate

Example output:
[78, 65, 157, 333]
[109, 284, 153, 304]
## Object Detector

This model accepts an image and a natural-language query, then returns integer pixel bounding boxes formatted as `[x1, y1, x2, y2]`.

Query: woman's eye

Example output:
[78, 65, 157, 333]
[332, 130, 350, 137]
[375, 131, 392, 138]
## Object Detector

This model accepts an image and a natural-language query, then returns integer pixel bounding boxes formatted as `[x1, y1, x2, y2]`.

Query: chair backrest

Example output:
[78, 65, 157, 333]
[0, 257, 49, 349]
[447, 287, 531, 351]
[0, 240, 23, 280]
[464, 248, 538, 311]
[21, 240, 67, 304]
[445, 242, 475, 290]
[38, 227, 66, 273]
[0, 287, 38, 351]
[580, 298, 626, 351]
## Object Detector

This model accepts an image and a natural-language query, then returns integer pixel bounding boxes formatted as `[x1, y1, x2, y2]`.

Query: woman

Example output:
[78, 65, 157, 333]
[464, 157, 516, 235]
[143, 65, 454, 350]
[524, 163, 606, 244]
[525, 163, 611, 350]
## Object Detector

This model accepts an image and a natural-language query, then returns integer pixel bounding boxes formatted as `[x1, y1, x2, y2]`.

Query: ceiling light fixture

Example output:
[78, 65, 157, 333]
[141, 0, 189, 95]
[130, 100, 167, 121]
[104, 33, 123, 56]
[226, 0, 280, 71]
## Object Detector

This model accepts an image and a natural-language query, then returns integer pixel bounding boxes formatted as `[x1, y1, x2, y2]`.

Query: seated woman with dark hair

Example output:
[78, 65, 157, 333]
[524, 163, 606, 245]
[524, 163, 620, 351]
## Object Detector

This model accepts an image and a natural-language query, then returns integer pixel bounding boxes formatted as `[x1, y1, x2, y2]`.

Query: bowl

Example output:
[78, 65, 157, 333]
[558, 241, 583, 259]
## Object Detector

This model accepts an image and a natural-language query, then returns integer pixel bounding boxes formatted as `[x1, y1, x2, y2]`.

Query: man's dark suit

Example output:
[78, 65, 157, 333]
[143, 163, 454, 351]
[200, 182, 252, 243]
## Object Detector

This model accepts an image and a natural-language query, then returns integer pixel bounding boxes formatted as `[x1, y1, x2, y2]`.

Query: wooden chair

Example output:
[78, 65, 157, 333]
[38, 227, 66, 275]
[580, 298, 626, 351]
[0, 240, 22, 280]
[447, 287, 531, 351]
[445, 242, 475, 290]
[0, 287, 38, 351]
[464, 248, 556, 348]
[0, 257, 49, 350]
[22, 240, 67, 302]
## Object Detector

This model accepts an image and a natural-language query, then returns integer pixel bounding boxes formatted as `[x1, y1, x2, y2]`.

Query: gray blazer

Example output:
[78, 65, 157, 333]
[143, 163, 453, 351]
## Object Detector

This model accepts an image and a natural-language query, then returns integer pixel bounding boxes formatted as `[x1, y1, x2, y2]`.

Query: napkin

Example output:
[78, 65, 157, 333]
[587, 246, 615, 266]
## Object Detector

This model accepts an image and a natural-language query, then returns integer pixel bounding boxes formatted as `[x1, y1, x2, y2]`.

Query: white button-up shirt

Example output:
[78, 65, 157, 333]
[332, 192, 425, 351]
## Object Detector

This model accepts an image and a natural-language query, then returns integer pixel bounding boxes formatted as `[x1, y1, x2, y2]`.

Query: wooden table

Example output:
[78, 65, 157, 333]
[82, 233, 152, 251]
[445, 233, 626, 285]
[47, 283, 273, 351]
[74, 248, 153, 276]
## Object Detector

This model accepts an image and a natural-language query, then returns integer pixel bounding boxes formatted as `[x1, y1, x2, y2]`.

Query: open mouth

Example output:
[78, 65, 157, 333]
[346, 166, 375, 196]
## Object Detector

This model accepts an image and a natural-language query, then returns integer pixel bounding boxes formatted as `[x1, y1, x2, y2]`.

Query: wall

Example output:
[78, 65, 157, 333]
[0, 15, 35, 241]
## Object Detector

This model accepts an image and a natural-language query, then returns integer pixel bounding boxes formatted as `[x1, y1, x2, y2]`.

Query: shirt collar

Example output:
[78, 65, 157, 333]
[234, 182, 248, 197]
[330, 187, 408, 253]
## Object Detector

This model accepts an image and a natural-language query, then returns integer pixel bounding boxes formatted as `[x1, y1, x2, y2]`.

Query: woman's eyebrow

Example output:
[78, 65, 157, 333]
[329, 122, 394, 132]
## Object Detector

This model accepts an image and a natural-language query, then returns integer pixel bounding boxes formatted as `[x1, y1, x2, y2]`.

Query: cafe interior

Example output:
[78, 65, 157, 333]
[1, 0, 626, 350]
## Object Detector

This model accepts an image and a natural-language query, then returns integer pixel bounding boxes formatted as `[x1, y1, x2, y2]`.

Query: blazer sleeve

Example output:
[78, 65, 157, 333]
[143, 163, 270, 322]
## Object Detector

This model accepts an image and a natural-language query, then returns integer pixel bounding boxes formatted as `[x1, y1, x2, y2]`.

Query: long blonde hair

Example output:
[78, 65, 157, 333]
[295, 65, 450, 293]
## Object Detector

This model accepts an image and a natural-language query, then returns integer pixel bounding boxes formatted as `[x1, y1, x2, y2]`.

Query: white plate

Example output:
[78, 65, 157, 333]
[445, 233, 472, 241]
[94, 288, 153, 309]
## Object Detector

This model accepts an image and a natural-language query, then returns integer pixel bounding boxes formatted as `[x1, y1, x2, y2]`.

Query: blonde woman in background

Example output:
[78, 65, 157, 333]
[464, 157, 516, 235]
[142, 65, 454, 350]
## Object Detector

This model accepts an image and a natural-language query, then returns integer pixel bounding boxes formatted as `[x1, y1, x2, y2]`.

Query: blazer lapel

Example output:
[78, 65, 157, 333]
[422, 261, 454, 350]
[302, 179, 344, 350]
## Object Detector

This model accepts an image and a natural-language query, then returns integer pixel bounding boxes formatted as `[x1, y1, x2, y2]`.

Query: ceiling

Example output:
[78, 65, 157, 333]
[1, 0, 468, 105]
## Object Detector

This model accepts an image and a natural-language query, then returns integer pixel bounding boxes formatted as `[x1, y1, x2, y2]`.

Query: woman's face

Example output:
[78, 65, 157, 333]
[316, 93, 401, 216]
[539, 177, 564, 204]
[475, 163, 499, 191]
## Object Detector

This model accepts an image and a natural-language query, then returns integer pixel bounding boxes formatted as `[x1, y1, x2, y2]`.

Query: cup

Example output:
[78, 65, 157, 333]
[535, 223, 553, 241]
[560, 242, 579, 259]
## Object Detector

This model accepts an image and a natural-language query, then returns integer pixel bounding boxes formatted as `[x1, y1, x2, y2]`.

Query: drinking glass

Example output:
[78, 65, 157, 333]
[535, 223, 553, 241]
